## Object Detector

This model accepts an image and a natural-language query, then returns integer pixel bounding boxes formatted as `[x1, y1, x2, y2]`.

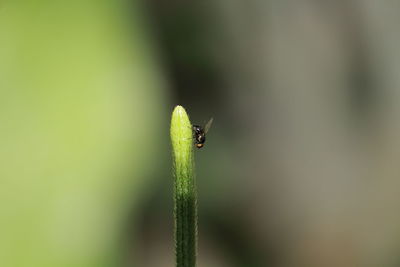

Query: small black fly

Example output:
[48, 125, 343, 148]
[192, 118, 213, 149]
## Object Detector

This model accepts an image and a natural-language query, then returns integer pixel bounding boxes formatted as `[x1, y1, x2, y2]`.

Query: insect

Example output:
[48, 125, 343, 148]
[192, 118, 213, 149]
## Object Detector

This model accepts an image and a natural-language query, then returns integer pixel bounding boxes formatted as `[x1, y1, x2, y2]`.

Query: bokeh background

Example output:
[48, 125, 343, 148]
[2, 1, 400, 266]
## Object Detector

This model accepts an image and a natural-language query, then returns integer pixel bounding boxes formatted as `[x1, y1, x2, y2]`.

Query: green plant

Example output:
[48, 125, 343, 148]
[170, 105, 197, 267]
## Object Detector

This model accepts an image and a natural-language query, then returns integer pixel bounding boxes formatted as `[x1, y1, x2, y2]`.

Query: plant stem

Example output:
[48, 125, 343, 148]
[170, 105, 197, 267]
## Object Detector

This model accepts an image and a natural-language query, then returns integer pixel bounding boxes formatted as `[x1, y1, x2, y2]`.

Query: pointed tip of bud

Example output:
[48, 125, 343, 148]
[171, 105, 193, 160]
[172, 105, 186, 117]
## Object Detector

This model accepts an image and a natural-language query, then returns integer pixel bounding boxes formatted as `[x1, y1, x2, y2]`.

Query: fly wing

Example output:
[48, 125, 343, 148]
[204, 117, 214, 134]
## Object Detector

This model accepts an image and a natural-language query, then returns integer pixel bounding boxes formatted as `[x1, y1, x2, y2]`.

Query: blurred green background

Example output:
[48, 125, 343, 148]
[2, 1, 400, 266]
